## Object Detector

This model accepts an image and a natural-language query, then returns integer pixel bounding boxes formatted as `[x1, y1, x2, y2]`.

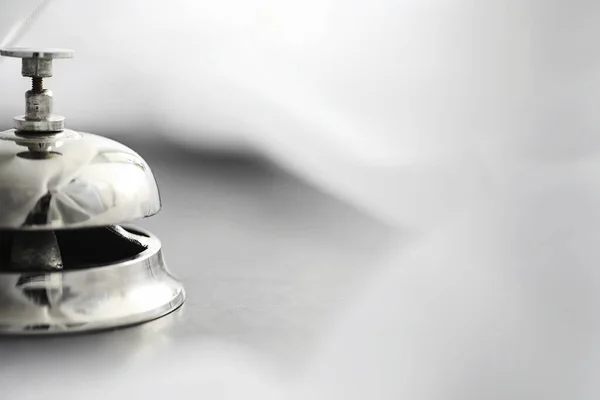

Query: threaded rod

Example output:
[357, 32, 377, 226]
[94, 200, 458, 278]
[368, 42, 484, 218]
[31, 77, 43, 92]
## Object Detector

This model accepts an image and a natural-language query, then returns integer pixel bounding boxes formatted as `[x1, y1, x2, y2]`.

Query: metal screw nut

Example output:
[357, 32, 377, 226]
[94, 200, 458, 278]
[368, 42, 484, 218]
[0, 48, 74, 78]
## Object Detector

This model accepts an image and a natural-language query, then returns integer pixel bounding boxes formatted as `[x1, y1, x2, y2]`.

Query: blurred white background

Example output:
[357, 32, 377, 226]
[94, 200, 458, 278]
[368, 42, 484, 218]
[0, 0, 541, 229]
[2, 1, 600, 399]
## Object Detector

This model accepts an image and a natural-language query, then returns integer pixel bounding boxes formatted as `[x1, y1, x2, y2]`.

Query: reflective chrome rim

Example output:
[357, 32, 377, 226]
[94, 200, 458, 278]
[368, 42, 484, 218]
[0, 226, 185, 335]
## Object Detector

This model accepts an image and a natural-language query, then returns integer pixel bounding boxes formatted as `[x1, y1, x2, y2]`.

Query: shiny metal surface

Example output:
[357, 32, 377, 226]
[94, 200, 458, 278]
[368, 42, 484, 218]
[0, 129, 161, 229]
[13, 114, 64, 132]
[0, 225, 185, 334]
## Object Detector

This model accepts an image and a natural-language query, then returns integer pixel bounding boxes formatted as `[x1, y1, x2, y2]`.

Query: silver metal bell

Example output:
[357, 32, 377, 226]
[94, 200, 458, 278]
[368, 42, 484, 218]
[0, 48, 185, 334]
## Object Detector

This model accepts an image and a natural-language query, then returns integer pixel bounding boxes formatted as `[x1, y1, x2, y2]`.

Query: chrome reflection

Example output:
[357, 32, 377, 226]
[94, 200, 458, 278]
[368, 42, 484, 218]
[0, 129, 161, 230]
[0, 226, 185, 334]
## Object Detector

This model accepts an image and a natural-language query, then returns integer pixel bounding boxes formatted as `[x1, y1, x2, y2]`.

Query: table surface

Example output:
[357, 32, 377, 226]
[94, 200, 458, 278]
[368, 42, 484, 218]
[0, 136, 399, 392]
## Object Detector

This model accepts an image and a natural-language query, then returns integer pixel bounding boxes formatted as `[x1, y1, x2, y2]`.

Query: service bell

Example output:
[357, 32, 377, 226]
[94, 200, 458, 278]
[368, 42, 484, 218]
[0, 48, 185, 334]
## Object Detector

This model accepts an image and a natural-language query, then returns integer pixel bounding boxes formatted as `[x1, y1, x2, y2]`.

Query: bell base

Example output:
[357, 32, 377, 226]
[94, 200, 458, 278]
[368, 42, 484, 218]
[0, 226, 185, 335]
